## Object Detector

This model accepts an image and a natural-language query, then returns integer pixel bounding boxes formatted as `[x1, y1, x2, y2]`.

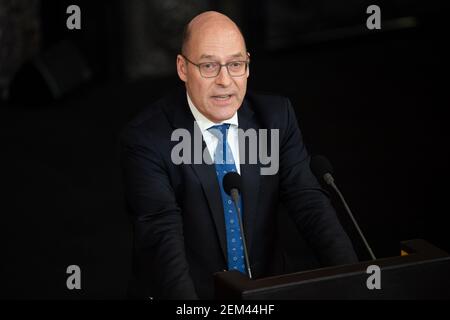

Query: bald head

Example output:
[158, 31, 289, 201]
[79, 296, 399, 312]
[181, 11, 246, 56]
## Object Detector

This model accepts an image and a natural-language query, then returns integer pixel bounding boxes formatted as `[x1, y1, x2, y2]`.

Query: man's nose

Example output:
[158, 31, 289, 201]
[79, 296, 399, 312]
[215, 65, 232, 86]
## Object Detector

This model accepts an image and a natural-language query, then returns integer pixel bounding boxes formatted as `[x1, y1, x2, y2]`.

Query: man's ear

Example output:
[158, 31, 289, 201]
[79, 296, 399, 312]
[177, 54, 187, 82]
[246, 52, 250, 78]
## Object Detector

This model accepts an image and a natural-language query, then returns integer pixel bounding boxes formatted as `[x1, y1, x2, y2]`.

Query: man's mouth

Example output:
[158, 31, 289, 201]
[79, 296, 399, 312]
[211, 94, 233, 100]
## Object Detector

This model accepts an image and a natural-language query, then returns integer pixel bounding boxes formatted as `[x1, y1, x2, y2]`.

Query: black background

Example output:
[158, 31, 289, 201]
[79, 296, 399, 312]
[0, 0, 448, 299]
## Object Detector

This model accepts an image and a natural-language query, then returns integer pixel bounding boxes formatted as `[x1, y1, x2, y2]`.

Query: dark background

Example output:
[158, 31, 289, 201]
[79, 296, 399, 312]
[0, 0, 448, 299]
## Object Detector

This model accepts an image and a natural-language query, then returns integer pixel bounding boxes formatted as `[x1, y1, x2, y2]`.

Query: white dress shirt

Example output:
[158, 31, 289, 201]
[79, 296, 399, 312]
[187, 93, 241, 174]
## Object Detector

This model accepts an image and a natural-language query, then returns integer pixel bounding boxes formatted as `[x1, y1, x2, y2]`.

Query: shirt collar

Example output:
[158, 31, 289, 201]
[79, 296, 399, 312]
[187, 92, 238, 133]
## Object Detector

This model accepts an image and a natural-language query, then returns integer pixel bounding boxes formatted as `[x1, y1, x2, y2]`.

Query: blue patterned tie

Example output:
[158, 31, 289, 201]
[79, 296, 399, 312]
[208, 124, 246, 274]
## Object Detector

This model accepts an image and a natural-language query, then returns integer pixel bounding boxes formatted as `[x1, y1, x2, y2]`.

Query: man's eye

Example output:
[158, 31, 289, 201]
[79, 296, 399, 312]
[203, 63, 216, 70]
[230, 62, 243, 68]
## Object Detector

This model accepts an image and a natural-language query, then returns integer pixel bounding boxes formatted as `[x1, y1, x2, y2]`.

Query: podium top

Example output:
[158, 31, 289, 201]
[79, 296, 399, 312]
[214, 239, 450, 299]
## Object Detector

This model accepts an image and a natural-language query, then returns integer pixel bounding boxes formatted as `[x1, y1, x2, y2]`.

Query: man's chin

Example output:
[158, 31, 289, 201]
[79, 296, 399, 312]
[206, 111, 235, 123]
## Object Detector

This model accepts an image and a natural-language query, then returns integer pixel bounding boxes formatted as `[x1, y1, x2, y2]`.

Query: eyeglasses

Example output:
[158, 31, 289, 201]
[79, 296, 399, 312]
[181, 54, 249, 78]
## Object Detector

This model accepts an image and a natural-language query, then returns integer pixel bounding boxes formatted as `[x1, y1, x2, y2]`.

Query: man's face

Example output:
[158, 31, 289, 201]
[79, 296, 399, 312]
[177, 25, 249, 123]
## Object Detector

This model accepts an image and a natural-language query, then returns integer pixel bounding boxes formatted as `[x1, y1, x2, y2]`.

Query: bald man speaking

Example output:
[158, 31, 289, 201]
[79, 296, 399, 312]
[120, 11, 357, 299]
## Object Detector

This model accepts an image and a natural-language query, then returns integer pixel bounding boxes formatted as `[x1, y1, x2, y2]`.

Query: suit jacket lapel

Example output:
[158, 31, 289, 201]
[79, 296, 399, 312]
[237, 99, 261, 258]
[189, 127, 228, 261]
[164, 88, 227, 260]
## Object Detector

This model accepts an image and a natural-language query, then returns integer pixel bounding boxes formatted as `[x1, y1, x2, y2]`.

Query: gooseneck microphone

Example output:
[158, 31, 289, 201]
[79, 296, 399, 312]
[223, 172, 253, 279]
[310, 155, 377, 260]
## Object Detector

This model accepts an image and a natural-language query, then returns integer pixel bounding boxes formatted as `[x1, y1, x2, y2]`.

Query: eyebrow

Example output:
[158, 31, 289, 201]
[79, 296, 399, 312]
[199, 53, 246, 60]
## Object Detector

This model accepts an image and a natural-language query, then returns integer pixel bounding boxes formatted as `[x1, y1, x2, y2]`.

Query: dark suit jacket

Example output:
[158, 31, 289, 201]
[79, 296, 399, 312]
[120, 87, 357, 299]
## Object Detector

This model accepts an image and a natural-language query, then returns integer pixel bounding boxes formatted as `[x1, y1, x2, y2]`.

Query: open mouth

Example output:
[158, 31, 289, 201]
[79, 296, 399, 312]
[211, 94, 233, 101]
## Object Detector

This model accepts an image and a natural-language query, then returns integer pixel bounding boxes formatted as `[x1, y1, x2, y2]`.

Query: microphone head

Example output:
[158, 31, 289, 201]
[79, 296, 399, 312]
[223, 172, 242, 196]
[310, 155, 334, 181]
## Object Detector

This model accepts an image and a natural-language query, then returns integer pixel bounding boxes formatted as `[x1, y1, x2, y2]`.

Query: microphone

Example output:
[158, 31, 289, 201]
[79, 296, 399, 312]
[310, 155, 377, 260]
[223, 172, 253, 279]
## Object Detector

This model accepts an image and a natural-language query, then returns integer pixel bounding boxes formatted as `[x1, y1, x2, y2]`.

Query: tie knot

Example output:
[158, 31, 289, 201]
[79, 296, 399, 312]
[208, 123, 230, 140]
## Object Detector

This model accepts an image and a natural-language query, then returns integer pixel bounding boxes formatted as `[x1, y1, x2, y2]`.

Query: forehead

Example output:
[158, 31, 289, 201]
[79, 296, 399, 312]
[188, 26, 246, 59]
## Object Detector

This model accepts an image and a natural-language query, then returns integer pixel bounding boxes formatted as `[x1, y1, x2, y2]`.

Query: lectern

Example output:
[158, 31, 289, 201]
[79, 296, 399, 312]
[214, 239, 450, 299]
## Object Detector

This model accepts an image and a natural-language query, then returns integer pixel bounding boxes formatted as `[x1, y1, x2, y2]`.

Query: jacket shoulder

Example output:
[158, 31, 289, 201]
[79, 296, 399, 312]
[245, 91, 294, 127]
[119, 94, 173, 148]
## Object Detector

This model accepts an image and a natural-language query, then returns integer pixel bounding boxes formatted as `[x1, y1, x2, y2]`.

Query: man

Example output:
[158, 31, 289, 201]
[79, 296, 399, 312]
[120, 11, 357, 299]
